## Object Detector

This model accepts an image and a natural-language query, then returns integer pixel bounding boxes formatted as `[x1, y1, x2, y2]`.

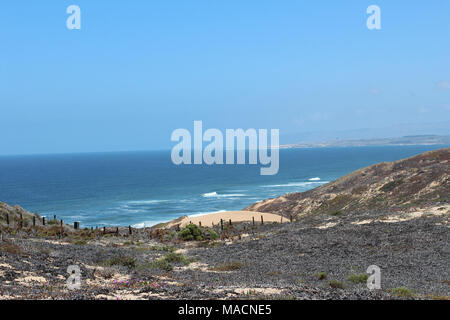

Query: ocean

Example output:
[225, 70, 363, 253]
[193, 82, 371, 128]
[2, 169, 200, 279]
[0, 145, 446, 228]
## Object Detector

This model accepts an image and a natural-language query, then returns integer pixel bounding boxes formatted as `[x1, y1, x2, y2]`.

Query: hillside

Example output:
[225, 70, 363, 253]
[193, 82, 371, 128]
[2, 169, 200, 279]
[0, 148, 449, 300]
[246, 148, 449, 219]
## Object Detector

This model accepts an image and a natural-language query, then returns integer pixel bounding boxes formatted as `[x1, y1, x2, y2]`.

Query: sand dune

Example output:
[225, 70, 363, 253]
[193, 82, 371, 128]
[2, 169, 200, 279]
[167, 211, 287, 228]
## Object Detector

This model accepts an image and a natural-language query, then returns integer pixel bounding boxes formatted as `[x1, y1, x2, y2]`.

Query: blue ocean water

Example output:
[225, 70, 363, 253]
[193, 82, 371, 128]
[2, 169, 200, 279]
[0, 145, 446, 227]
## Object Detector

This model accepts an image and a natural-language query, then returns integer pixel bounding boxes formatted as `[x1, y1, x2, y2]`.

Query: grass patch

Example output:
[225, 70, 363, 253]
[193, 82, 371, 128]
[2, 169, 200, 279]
[316, 272, 327, 280]
[328, 280, 344, 289]
[389, 287, 415, 298]
[210, 261, 244, 272]
[347, 273, 369, 284]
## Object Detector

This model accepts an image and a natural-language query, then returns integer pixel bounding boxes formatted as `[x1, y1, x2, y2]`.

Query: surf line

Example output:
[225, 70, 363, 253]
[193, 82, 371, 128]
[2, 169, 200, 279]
[171, 121, 279, 175]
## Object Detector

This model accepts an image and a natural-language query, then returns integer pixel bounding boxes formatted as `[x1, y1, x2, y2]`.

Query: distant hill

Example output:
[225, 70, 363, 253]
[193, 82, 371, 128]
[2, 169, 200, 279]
[281, 135, 450, 149]
[246, 148, 450, 218]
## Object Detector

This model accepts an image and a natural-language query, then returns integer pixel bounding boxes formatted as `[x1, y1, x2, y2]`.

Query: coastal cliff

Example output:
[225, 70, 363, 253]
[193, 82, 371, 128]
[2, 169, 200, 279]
[246, 148, 449, 219]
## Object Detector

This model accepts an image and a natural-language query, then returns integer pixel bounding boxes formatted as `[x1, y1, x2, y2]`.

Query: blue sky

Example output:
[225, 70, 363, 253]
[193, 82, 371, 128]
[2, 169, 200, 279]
[1, 1, 449, 155]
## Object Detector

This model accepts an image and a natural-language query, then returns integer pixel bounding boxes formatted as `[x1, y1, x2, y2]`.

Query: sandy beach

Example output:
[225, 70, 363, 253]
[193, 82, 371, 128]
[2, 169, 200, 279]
[166, 211, 288, 228]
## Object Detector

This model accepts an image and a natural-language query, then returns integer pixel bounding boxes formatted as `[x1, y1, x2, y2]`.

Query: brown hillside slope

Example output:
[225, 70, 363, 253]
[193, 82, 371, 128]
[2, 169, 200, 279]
[246, 148, 450, 219]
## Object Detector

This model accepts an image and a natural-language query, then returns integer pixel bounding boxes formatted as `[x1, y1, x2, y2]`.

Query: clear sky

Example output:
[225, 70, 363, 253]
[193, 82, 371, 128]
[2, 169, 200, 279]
[1, 1, 449, 155]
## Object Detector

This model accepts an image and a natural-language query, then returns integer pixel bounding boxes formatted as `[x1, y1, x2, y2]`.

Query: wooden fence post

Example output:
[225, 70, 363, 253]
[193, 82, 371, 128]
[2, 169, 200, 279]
[42, 217, 46, 226]
[6, 213, 9, 226]
[74, 222, 79, 230]
[116, 227, 119, 236]
[261, 215, 264, 225]
[129, 225, 132, 235]
[220, 219, 223, 231]
[33, 216, 36, 227]
[199, 221, 201, 227]
[290, 215, 293, 223]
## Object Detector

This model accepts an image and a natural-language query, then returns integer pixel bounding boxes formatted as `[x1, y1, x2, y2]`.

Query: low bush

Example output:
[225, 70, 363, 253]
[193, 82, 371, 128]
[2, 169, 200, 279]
[347, 273, 369, 284]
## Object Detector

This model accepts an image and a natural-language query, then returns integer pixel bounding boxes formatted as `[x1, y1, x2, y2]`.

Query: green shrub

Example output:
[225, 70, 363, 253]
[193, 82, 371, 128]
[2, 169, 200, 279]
[139, 252, 193, 272]
[316, 272, 327, 280]
[347, 274, 369, 284]
[206, 228, 219, 240]
[390, 287, 414, 298]
[178, 224, 204, 241]
[178, 224, 218, 241]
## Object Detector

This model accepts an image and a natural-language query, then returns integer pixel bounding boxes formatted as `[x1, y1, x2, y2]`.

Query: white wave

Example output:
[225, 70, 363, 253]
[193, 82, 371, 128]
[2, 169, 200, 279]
[262, 181, 328, 188]
[202, 192, 246, 198]
[202, 192, 218, 197]
[308, 177, 321, 181]
[132, 219, 168, 228]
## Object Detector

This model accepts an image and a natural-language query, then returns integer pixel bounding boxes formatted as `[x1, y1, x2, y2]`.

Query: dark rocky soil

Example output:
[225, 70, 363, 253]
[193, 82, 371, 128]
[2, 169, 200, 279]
[0, 205, 448, 300]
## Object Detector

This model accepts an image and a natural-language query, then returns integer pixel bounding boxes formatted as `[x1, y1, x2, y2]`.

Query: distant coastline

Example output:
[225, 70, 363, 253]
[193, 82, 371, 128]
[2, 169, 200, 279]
[281, 134, 450, 149]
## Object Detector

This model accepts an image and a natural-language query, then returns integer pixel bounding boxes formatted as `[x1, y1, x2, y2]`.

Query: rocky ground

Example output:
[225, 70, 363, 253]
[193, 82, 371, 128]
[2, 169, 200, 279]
[0, 203, 448, 300]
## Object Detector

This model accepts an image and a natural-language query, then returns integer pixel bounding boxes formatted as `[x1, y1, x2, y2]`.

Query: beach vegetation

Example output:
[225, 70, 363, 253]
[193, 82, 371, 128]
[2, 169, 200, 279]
[178, 224, 204, 241]
[347, 273, 369, 284]
[178, 224, 218, 241]
[389, 287, 415, 298]
[139, 252, 193, 272]
[316, 272, 327, 280]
